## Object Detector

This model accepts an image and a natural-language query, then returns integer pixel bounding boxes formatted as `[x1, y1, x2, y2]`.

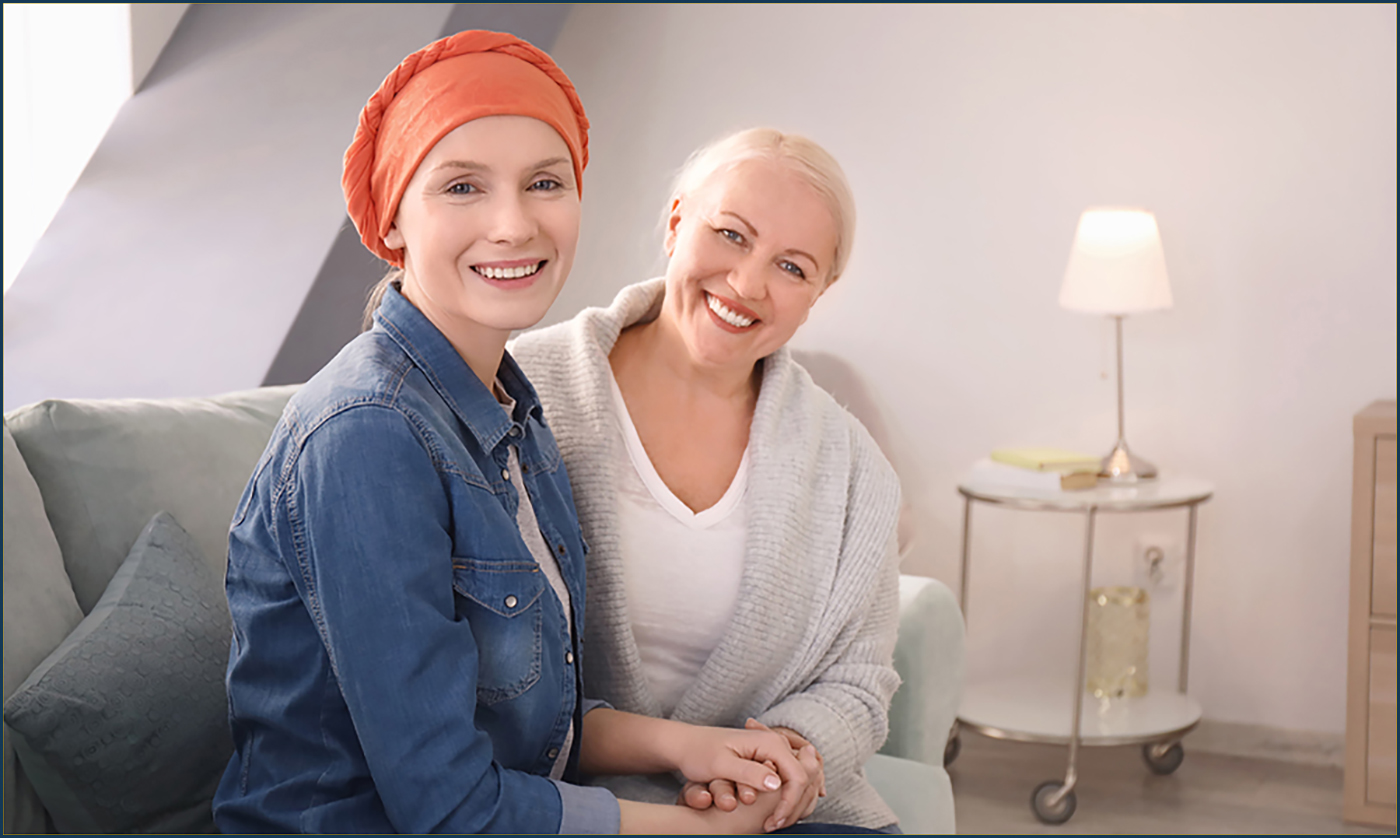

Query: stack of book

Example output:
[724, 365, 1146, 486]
[968, 447, 1101, 491]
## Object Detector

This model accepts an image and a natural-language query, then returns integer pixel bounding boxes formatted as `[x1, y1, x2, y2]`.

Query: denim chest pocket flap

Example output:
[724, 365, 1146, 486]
[452, 559, 546, 704]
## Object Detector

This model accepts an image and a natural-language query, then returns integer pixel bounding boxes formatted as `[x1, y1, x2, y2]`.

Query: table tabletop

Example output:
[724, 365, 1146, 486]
[957, 475, 1214, 512]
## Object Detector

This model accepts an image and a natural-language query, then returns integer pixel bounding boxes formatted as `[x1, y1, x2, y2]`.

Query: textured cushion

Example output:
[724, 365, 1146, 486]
[3, 512, 234, 834]
[5, 385, 296, 613]
[3, 424, 84, 834]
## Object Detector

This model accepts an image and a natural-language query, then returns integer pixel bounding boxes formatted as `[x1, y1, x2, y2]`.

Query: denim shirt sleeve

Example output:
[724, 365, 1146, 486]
[287, 404, 612, 834]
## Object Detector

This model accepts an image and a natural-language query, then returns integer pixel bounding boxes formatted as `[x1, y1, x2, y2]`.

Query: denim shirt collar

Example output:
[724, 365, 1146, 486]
[373, 284, 543, 452]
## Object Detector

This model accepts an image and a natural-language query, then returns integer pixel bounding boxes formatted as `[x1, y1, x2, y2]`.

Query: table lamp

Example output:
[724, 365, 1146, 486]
[1059, 208, 1173, 481]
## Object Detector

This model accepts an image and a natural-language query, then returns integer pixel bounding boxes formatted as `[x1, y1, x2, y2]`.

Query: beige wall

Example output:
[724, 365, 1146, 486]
[130, 3, 189, 91]
[546, 4, 1397, 733]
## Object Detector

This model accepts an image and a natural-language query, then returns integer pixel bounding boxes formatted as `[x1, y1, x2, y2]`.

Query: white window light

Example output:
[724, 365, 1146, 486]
[3, 3, 133, 293]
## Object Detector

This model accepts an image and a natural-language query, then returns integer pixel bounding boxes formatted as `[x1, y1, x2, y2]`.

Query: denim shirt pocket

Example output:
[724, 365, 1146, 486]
[451, 559, 545, 706]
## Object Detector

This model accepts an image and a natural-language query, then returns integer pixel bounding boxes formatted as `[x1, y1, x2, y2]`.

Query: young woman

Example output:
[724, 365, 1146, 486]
[512, 128, 904, 832]
[213, 33, 813, 835]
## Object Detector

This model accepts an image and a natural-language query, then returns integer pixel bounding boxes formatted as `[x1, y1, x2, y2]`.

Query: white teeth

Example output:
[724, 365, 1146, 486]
[476, 262, 543, 280]
[706, 293, 755, 328]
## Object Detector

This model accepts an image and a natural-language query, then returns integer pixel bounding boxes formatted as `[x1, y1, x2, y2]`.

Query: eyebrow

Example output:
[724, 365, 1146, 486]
[719, 210, 821, 270]
[433, 156, 572, 174]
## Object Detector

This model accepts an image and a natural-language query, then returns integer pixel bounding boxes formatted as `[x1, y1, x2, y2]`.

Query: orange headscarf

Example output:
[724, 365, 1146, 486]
[342, 30, 589, 267]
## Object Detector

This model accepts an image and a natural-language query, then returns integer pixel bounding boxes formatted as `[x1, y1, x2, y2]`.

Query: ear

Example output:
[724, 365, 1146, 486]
[663, 197, 683, 257]
[383, 223, 405, 252]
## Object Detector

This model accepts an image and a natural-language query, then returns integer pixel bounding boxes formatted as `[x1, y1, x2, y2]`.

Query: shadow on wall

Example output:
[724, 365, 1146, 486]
[793, 349, 916, 556]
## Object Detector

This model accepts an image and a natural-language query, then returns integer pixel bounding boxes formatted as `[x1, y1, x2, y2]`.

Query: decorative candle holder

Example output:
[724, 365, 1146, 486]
[1085, 585, 1150, 699]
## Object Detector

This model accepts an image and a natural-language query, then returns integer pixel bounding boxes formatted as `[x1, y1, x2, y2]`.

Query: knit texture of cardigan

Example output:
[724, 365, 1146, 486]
[511, 279, 904, 828]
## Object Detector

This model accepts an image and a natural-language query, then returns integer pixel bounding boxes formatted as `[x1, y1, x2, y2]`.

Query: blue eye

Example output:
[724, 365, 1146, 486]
[447, 182, 478, 195]
[718, 228, 744, 245]
[530, 177, 564, 192]
[779, 260, 807, 280]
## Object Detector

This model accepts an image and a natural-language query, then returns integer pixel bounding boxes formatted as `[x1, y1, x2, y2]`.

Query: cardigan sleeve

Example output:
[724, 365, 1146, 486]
[754, 422, 903, 795]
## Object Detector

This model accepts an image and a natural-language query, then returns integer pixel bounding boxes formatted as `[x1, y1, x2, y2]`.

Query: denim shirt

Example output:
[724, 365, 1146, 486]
[213, 286, 620, 834]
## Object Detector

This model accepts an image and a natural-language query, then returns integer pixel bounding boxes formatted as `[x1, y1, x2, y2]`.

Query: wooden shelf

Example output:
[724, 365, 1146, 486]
[1345, 400, 1397, 828]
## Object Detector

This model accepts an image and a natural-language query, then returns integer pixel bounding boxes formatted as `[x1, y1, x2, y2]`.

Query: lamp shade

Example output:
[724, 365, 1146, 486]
[1059, 208, 1173, 314]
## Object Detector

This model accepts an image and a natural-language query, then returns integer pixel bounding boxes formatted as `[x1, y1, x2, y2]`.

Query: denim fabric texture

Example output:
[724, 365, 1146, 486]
[213, 285, 618, 834]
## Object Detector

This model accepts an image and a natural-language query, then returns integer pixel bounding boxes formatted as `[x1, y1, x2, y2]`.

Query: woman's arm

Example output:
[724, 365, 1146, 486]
[289, 406, 615, 834]
[754, 428, 904, 802]
[580, 707, 812, 831]
[757, 528, 902, 785]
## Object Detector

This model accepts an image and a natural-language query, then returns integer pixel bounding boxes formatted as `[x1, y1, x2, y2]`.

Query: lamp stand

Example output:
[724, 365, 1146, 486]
[1102, 315, 1157, 481]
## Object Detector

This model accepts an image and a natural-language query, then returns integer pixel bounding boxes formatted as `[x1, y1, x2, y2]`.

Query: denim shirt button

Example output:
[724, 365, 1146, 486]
[547, 747, 560, 759]
[501, 468, 510, 481]
[509, 427, 520, 437]
[565, 651, 574, 664]
[505, 595, 518, 609]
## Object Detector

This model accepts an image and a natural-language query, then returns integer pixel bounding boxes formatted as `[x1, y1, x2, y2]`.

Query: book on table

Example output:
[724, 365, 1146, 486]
[989, 447, 1101, 474]
[968, 453, 1097, 492]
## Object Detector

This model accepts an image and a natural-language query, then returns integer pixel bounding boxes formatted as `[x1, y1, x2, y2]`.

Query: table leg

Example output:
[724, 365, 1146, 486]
[1179, 503, 1199, 694]
[1052, 506, 1098, 803]
[959, 496, 973, 623]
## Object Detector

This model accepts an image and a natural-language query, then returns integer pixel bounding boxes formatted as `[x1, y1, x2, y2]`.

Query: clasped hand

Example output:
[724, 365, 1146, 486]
[676, 719, 826, 832]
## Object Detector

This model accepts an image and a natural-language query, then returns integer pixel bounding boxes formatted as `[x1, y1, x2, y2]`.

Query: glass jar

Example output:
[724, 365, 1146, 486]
[1085, 585, 1150, 699]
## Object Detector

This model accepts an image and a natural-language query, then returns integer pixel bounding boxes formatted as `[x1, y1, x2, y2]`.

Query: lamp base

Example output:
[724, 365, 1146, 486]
[1100, 440, 1158, 482]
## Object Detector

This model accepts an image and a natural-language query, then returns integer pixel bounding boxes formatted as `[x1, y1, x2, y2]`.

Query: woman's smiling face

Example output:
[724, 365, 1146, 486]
[661, 157, 838, 372]
[385, 115, 579, 345]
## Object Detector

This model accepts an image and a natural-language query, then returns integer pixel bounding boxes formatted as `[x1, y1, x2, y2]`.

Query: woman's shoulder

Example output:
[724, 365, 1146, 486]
[511, 278, 665, 366]
[761, 351, 900, 491]
[281, 331, 433, 443]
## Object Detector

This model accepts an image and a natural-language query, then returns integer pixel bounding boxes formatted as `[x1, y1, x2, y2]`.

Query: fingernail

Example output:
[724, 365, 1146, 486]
[764, 775, 781, 790]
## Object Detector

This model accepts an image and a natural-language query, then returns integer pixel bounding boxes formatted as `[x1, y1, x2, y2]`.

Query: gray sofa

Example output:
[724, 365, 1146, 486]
[3, 385, 963, 834]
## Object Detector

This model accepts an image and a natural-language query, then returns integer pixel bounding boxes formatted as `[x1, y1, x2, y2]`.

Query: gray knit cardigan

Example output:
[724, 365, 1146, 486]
[511, 279, 903, 828]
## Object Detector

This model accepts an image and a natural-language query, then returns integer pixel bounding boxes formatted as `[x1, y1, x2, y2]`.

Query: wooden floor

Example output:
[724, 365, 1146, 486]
[949, 730, 1393, 834]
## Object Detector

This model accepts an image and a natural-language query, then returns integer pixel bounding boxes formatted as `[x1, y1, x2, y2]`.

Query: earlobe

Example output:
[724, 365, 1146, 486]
[384, 224, 405, 251]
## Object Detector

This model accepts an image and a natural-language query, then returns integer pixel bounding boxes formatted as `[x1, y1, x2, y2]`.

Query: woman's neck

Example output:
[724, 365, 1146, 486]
[611, 311, 759, 407]
[400, 281, 507, 391]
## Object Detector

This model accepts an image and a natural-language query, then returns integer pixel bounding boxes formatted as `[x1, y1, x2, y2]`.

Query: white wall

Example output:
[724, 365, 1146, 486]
[2, 3, 131, 292]
[2, 4, 457, 412]
[547, 4, 1397, 733]
[131, 3, 190, 91]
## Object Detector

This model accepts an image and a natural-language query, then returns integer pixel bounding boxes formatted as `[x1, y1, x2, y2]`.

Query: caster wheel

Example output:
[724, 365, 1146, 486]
[1142, 742, 1185, 775]
[943, 733, 961, 767]
[1031, 780, 1077, 825]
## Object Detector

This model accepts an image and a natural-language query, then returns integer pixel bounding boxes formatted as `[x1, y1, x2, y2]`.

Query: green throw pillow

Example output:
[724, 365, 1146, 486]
[2, 511, 233, 834]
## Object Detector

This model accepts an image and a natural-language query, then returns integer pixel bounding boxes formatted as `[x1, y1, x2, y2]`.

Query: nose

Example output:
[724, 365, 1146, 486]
[487, 191, 537, 245]
[727, 258, 767, 301]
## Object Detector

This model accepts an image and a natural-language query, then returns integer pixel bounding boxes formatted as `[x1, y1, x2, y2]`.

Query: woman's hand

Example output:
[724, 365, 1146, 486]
[755, 720, 825, 819]
[693, 787, 782, 834]
[670, 719, 822, 831]
[679, 720, 825, 825]
[624, 789, 781, 834]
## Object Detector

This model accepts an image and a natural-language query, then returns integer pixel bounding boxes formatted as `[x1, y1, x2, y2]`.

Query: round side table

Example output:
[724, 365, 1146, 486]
[949, 475, 1213, 825]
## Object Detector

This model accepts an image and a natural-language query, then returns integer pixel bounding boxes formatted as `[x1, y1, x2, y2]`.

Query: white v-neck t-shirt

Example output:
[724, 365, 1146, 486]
[609, 373, 748, 717]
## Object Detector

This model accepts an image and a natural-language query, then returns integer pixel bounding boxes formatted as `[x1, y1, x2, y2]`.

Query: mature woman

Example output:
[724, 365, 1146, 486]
[214, 35, 814, 835]
[513, 128, 903, 831]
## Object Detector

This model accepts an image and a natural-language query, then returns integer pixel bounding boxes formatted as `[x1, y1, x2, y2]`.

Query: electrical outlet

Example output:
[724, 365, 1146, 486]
[1134, 536, 1179, 590]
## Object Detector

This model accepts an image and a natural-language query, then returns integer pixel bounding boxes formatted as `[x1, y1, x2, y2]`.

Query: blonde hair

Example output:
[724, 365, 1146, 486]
[667, 127, 856, 285]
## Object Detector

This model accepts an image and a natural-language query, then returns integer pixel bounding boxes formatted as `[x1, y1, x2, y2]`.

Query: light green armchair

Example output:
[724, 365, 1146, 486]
[870, 575, 965, 833]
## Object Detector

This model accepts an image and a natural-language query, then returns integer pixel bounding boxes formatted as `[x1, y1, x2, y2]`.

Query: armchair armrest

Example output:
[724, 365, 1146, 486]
[880, 574, 965, 765]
